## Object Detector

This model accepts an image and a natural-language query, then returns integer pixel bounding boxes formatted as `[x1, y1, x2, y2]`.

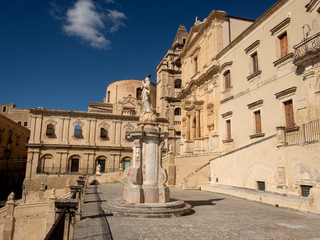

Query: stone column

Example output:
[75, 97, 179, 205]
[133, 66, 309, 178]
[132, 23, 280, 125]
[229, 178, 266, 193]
[85, 120, 91, 145]
[63, 118, 70, 144]
[276, 126, 287, 147]
[111, 121, 116, 144]
[29, 116, 36, 144]
[25, 151, 34, 179]
[115, 121, 121, 144]
[90, 120, 96, 145]
[59, 118, 65, 144]
[31, 151, 40, 179]
[3, 192, 15, 240]
[186, 114, 190, 141]
[60, 152, 68, 173]
[34, 116, 43, 143]
[196, 110, 200, 138]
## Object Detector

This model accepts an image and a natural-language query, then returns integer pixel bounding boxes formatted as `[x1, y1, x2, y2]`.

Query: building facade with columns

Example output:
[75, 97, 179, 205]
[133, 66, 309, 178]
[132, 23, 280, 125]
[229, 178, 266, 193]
[165, 0, 320, 210]
[156, 25, 188, 154]
[24, 79, 166, 191]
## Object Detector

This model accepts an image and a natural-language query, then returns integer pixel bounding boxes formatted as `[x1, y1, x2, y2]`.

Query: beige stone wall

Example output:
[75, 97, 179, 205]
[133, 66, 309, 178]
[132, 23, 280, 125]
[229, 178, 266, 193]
[25, 109, 140, 190]
[163, 153, 217, 187]
[0, 104, 30, 128]
[105, 79, 156, 108]
[210, 137, 320, 198]
[217, 0, 320, 151]
[0, 114, 30, 160]
[222, 16, 254, 48]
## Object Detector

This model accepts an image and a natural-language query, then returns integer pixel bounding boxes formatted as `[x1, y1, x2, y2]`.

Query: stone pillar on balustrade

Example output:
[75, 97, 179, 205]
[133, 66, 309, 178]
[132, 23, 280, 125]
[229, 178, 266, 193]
[276, 126, 287, 147]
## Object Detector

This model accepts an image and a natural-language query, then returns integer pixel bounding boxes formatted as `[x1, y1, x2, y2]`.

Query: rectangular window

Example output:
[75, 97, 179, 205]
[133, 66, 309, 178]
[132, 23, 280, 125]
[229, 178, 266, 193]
[284, 100, 294, 127]
[226, 119, 231, 140]
[257, 181, 265, 191]
[279, 32, 288, 57]
[194, 57, 198, 73]
[251, 52, 259, 73]
[224, 71, 231, 89]
[18, 121, 21, 125]
[24, 122, 27, 127]
[2, 106, 6, 112]
[254, 110, 262, 133]
[301, 185, 312, 197]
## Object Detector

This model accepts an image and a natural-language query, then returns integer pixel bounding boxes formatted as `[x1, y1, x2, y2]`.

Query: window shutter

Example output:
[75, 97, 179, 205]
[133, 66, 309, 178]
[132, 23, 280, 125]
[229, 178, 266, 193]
[255, 111, 261, 133]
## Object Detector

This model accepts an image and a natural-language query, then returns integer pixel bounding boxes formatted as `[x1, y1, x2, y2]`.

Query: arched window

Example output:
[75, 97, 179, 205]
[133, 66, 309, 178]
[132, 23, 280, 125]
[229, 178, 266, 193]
[74, 125, 82, 138]
[100, 128, 108, 140]
[107, 91, 110, 103]
[174, 79, 182, 88]
[97, 156, 106, 173]
[37, 154, 53, 173]
[70, 157, 80, 172]
[224, 70, 231, 90]
[174, 108, 181, 116]
[121, 157, 131, 171]
[46, 124, 55, 137]
[136, 87, 142, 99]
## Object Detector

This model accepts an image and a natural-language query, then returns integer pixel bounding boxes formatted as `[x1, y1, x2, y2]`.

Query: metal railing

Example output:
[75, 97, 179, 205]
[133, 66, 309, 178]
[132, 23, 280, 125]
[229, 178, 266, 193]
[293, 32, 320, 65]
[285, 119, 320, 145]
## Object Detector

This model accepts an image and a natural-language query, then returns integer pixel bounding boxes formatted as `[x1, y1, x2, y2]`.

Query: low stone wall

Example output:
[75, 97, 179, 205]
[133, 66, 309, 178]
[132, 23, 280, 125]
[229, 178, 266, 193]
[209, 136, 320, 214]
[163, 152, 219, 188]
[88, 170, 129, 184]
[23, 174, 79, 192]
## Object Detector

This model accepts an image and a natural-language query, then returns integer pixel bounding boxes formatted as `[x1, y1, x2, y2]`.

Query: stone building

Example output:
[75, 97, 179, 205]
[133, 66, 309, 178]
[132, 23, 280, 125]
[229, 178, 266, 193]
[0, 114, 30, 203]
[161, 0, 320, 213]
[24, 79, 165, 191]
[0, 103, 30, 129]
[156, 25, 188, 154]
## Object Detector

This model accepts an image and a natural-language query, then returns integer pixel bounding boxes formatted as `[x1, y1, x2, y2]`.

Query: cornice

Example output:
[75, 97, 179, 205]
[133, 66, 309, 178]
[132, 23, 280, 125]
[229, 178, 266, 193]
[180, 11, 227, 59]
[27, 143, 132, 151]
[275, 87, 297, 99]
[217, 0, 289, 59]
[178, 62, 219, 100]
[29, 108, 140, 121]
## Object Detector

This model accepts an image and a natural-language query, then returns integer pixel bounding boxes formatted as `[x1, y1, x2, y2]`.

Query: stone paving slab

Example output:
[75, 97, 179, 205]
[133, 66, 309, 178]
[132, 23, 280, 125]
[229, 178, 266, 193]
[73, 185, 112, 240]
[100, 183, 320, 240]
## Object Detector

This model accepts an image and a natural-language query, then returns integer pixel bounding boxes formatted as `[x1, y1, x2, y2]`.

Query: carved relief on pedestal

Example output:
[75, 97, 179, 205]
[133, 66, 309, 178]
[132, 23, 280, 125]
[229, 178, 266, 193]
[158, 140, 168, 184]
[131, 139, 142, 185]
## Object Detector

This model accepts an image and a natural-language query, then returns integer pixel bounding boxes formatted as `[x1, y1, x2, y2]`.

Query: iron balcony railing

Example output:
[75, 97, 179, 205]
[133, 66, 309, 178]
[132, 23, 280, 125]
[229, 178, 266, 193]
[293, 32, 320, 65]
[285, 119, 320, 146]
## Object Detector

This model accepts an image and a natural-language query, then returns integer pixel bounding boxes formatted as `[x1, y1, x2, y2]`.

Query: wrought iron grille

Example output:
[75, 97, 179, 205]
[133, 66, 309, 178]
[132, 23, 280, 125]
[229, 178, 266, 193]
[293, 32, 320, 65]
[301, 185, 312, 197]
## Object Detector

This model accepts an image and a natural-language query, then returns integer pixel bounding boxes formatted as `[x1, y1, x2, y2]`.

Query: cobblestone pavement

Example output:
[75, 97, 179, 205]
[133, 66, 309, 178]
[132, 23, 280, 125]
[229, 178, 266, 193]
[99, 183, 320, 240]
[73, 185, 112, 240]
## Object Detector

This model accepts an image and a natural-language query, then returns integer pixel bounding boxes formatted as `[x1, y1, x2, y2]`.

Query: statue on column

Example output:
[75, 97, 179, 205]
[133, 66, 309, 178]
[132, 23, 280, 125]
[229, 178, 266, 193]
[140, 74, 157, 122]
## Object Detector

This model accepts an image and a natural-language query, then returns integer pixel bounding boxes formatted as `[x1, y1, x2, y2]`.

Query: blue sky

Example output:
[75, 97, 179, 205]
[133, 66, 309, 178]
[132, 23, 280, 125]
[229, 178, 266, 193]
[0, 0, 276, 111]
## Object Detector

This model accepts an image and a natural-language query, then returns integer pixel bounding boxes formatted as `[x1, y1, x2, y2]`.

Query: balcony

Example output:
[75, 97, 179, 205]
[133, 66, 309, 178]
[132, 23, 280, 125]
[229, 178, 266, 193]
[293, 32, 320, 66]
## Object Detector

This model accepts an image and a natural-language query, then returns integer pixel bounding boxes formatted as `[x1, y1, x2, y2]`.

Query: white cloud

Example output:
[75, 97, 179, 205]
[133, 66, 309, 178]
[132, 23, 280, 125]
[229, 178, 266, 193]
[105, 0, 114, 3]
[107, 9, 126, 33]
[63, 0, 110, 49]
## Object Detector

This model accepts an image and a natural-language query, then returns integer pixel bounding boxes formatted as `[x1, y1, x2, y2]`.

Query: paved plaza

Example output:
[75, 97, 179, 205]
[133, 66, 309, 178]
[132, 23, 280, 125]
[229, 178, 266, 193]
[74, 184, 320, 240]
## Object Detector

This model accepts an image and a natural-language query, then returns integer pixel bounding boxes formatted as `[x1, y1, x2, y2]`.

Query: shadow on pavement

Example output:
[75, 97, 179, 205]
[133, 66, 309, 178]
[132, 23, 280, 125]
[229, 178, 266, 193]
[186, 198, 225, 207]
